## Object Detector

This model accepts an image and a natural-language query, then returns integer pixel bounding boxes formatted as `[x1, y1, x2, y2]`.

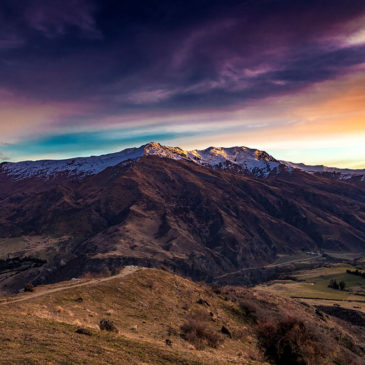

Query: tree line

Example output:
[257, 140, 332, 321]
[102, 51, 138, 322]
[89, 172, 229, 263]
[328, 279, 345, 290]
[346, 269, 365, 278]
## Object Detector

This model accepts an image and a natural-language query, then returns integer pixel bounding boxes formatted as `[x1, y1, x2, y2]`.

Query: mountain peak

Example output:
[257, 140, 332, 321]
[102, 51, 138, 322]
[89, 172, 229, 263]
[143, 141, 163, 149]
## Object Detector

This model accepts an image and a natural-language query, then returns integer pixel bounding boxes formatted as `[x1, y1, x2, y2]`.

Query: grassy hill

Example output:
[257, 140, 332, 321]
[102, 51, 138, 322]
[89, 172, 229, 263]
[0, 267, 364, 364]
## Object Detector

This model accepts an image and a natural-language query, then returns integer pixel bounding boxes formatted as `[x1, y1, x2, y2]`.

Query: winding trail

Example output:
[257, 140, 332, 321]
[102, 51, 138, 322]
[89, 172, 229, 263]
[0, 266, 141, 306]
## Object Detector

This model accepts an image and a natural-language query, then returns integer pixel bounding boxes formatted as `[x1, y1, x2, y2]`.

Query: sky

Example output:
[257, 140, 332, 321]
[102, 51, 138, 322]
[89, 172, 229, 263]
[0, 0, 365, 168]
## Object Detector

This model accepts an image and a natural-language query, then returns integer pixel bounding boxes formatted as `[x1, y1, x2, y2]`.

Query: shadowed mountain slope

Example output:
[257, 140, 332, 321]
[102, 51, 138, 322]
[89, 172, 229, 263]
[0, 154, 364, 292]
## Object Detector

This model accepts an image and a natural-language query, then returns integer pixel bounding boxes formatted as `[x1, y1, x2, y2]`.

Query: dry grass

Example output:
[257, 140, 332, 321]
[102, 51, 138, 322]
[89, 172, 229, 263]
[180, 310, 222, 350]
[0, 268, 264, 364]
[0, 268, 364, 364]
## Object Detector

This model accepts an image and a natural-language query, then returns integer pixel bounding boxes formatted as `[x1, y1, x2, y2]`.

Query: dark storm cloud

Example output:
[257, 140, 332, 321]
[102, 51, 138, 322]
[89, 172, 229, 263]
[0, 0, 100, 40]
[25, 0, 100, 39]
[1, 0, 365, 113]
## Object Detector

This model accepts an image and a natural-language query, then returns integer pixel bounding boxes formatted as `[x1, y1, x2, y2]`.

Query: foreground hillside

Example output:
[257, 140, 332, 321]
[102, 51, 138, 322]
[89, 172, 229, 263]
[0, 268, 364, 364]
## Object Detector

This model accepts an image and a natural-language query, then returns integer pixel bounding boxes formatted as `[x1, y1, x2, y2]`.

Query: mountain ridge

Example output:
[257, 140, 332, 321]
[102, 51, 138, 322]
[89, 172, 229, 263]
[1, 142, 364, 181]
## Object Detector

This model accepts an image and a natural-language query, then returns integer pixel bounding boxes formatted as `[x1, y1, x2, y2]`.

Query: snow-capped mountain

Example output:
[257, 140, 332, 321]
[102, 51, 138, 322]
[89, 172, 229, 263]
[0, 142, 281, 179]
[1, 142, 364, 181]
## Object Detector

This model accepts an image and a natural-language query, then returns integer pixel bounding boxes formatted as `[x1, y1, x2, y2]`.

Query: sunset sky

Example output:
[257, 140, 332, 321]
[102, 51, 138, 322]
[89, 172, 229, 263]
[1, 0, 365, 168]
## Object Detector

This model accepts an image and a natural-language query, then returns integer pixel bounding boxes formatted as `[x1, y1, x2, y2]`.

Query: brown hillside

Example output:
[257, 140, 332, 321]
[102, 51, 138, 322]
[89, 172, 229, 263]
[0, 267, 364, 364]
[0, 156, 365, 292]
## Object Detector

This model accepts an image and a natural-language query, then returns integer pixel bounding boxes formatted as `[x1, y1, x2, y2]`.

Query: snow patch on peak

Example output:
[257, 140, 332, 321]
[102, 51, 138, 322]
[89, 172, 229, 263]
[186, 146, 280, 176]
[142, 143, 281, 176]
[3, 142, 362, 181]
[1, 142, 282, 179]
[1, 145, 147, 180]
[143, 142, 188, 160]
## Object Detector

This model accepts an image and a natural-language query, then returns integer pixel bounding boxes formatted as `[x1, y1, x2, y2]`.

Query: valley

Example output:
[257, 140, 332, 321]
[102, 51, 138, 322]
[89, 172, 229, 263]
[257, 256, 365, 313]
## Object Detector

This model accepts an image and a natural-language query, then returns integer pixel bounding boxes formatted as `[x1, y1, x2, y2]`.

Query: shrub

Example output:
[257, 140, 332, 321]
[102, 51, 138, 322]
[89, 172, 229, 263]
[196, 298, 210, 306]
[256, 317, 323, 365]
[328, 279, 339, 290]
[239, 299, 259, 322]
[24, 283, 34, 292]
[210, 284, 222, 294]
[165, 338, 172, 346]
[339, 281, 346, 291]
[99, 319, 118, 332]
[180, 311, 222, 350]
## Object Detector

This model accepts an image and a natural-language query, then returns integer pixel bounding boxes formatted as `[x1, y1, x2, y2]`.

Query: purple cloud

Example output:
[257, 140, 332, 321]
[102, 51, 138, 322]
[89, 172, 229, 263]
[25, 0, 101, 39]
[0, 0, 365, 122]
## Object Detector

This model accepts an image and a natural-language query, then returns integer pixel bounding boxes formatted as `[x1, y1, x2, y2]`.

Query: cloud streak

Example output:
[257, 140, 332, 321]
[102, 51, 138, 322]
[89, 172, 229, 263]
[0, 152, 10, 161]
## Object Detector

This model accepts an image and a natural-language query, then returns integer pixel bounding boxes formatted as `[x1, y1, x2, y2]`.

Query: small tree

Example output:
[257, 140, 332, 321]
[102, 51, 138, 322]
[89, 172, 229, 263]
[339, 281, 346, 291]
[328, 279, 339, 290]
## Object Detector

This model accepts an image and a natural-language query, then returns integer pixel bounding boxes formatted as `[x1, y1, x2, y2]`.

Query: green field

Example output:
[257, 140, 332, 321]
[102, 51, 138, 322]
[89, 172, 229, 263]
[257, 263, 365, 312]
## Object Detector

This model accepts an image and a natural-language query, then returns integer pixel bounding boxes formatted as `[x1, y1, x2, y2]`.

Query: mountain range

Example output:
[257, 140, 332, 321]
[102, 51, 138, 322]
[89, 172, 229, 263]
[0, 142, 364, 293]
[2, 142, 365, 181]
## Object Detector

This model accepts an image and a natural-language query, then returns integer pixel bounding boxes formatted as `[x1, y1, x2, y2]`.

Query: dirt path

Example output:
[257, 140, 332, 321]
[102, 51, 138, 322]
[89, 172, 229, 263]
[0, 265, 141, 306]
[291, 296, 365, 303]
[215, 254, 322, 279]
